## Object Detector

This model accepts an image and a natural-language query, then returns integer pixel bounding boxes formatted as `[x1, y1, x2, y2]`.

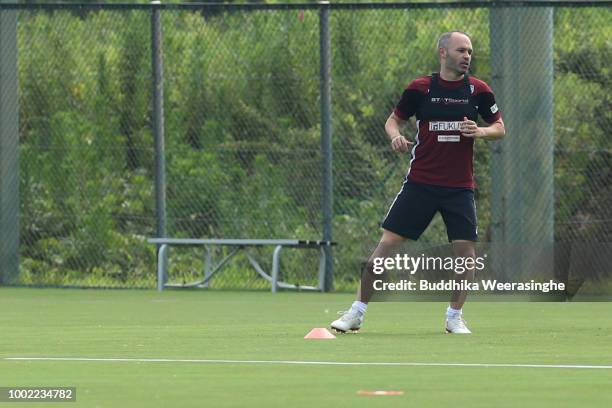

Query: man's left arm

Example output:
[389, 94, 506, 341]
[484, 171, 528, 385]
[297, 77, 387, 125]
[461, 85, 505, 140]
[461, 117, 505, 141]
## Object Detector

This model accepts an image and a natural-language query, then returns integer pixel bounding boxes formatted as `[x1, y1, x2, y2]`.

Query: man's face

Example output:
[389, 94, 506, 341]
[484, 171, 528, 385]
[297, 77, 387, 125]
[441, 33, 473, 75]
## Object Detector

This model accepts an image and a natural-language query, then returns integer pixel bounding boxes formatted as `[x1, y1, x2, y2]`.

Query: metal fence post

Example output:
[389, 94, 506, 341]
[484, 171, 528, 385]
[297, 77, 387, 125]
[319, 1, 333, 292]
[489, 2, 555, 279]
[151, 0, 167, 289]
[0, 1, 20, 285]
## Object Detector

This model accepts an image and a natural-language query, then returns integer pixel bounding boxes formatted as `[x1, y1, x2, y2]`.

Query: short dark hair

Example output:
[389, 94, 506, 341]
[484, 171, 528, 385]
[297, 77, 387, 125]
[437, 31, 471, 50]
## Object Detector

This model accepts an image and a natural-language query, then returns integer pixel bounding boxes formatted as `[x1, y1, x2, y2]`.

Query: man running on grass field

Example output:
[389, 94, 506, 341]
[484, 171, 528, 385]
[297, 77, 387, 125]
[331, 31, 505, 334]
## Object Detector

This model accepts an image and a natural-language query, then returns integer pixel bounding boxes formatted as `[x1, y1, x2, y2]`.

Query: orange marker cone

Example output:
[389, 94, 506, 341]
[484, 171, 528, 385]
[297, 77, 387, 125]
[304, 328, 336, 339]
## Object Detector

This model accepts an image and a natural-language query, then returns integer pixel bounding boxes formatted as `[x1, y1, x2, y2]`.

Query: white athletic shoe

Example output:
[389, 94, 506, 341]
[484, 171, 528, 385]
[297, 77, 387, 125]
[445, 316, 472, 334]
[330, 310, 363, 333]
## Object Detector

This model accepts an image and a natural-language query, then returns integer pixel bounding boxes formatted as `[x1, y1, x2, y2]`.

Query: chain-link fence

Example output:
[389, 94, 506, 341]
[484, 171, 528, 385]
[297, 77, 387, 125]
[1, 2, 610, 293]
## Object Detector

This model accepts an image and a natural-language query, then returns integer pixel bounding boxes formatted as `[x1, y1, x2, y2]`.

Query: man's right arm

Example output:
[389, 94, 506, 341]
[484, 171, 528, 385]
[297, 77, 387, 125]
[386, 79, 426, 153]
[385, 112, 412, 153]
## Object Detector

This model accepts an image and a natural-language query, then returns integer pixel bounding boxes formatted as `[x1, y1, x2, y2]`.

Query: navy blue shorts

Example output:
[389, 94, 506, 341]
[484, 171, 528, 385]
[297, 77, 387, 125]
[381, 181, 477, 242]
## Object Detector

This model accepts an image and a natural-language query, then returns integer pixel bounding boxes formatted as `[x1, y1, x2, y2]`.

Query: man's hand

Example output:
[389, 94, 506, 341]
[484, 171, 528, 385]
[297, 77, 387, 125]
[391, 135, 413, 153]
[385, 113, 414, 153]
[460, 117, 485, 138]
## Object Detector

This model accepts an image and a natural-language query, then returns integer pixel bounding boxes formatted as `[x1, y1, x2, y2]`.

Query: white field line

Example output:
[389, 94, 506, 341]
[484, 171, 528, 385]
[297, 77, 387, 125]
[4, 357, 612, 370]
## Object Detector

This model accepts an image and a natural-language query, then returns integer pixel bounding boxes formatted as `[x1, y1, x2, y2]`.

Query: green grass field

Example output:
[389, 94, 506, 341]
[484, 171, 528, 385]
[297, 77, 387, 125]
[1, 287, 611, 407]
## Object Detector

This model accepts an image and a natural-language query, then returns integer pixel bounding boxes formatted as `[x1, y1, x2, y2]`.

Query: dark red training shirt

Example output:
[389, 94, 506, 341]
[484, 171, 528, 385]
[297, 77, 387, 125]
[393, 74, 501, 188]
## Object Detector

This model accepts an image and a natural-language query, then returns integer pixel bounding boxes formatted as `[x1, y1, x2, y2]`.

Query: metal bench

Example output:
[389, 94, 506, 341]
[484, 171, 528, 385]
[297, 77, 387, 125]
[148, 238, 335, 292]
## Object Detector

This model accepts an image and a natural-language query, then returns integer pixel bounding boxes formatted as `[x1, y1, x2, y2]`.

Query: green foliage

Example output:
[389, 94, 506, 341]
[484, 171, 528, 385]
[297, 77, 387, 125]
[16, 5, 611, 289]
[553, 7, 612, 242]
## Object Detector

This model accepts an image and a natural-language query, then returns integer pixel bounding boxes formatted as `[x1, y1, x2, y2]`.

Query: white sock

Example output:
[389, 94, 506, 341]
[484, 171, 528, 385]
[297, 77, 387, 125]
[350, 301, 368, 316]
[446, 306, 462, 319]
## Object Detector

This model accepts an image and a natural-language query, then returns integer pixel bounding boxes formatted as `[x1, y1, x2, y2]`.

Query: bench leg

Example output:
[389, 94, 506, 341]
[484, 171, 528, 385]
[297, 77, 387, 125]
[271, 245, 283, 293]
[318, 246, 326, 292]
[203, 245, 212, 288]
[157, 244, 168, 292]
